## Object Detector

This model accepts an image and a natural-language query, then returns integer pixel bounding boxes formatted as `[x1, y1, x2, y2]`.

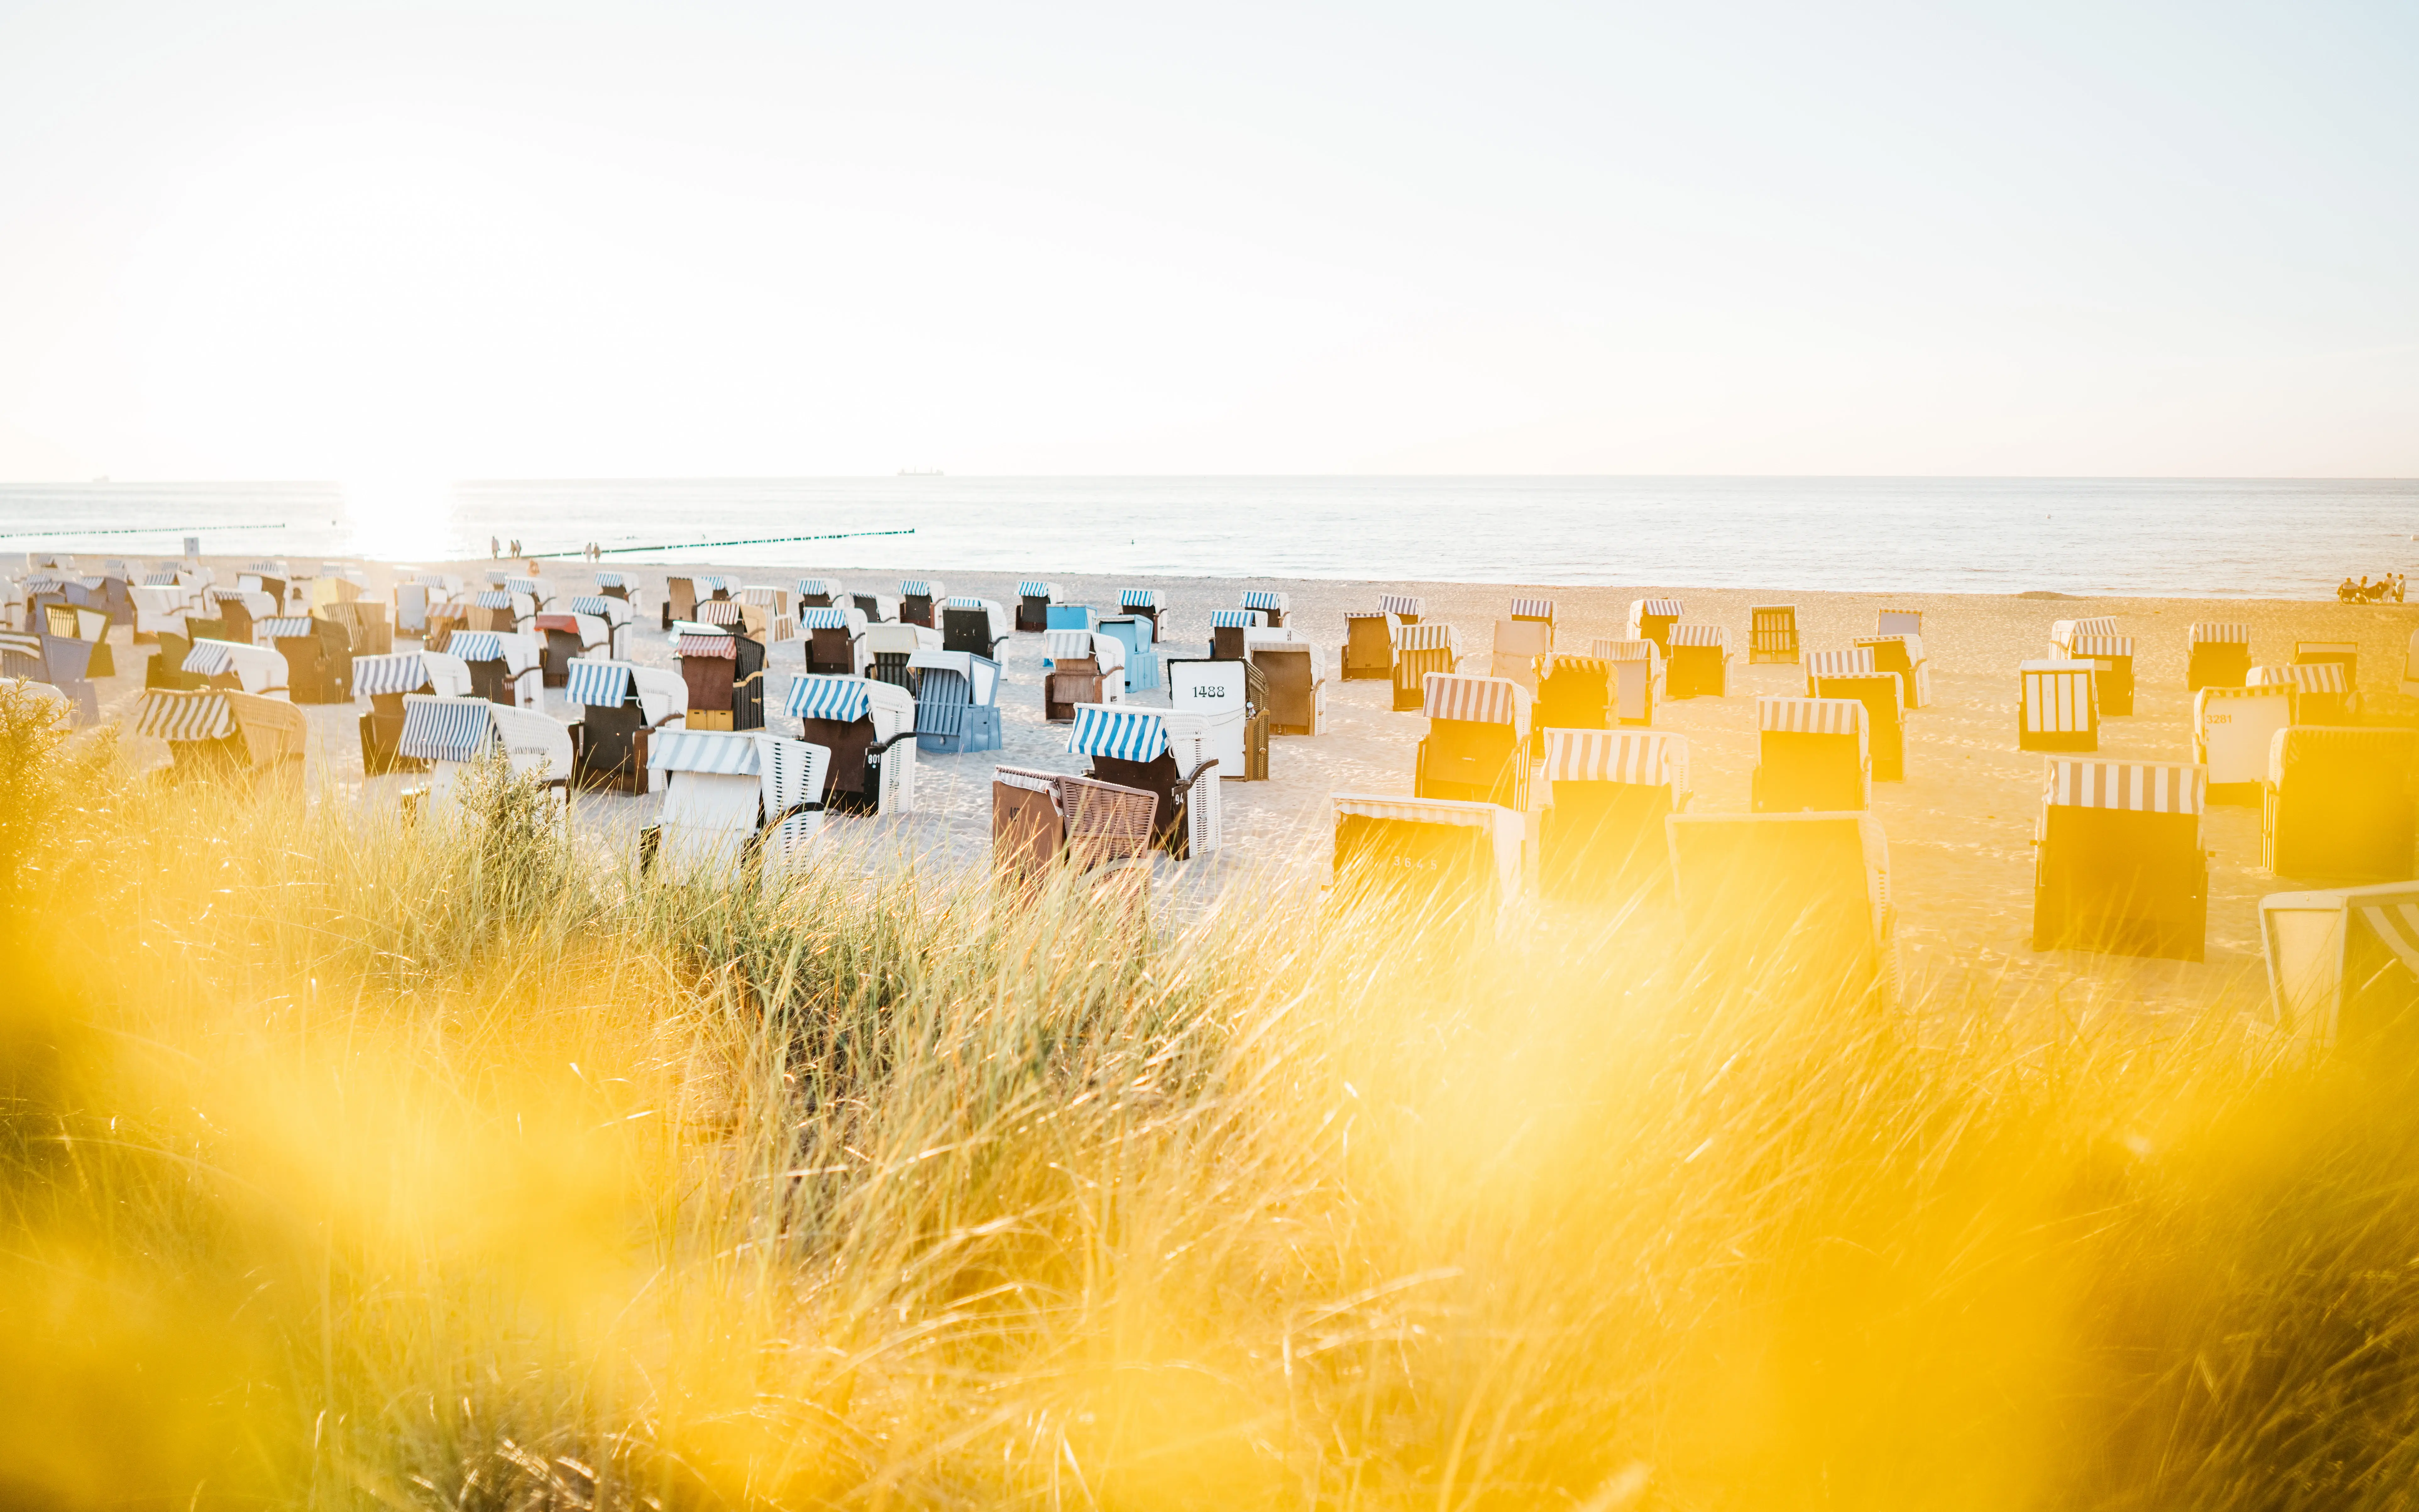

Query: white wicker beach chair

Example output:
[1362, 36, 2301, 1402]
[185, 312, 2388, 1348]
[1165, 657, 1262, 781]
[1330, 792, 1525, 937]
[2018, 659, 2098, 752]
[862, 621, 939, 691]
[940, 597, 1012, 658]
[2192, 684, 2292, 806]
[1488, 618, 1552, 692]
[135, 687, 308, 788]
[2190, 622, 2252, 692]
[442, 629, 545, 709]
[1663, 624, 1730, 699]
[898, 579, 947, 628]
[1592, 638, 1662, 725]
[796, 605, 872, 676]
[394, 694, 574, 819]
[1394, 622, 1462, 711]
[2033, 758, 2207, 961]
[562, 657, 687, 794]
[1015, 580, 1061, 633]
[643, 728, 831, 874]
[1749, 605, 1799, 665]
[1628, 597, 1683, 653]
[353, 650, 474, 774]
[2264, 727, 2417, 883]
[2251, 662, 2356, 725]
[1753, 696, 1868, 813]
[182, 637, 290, 697]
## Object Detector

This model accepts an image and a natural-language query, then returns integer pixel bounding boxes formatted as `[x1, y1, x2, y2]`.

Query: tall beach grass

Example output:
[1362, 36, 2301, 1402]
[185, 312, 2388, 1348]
[6, 684, 2419, 1509]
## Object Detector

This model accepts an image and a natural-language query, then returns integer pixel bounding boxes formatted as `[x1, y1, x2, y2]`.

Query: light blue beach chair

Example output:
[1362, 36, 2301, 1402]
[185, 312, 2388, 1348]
[1045, 604, 1092, 633]
[909, 649, 1003, 754]
[1098, 615, 1158, 693]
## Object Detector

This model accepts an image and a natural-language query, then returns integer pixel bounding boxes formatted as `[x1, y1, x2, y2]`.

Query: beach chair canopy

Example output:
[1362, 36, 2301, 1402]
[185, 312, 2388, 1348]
[863, 623, 939, 657]
[447, 630, 542, 673]
[212, 587, 277, 617]
[135, 688, 237, 742]
[906, 649, 1000, 706]
[795, 576, 847, 601]
[943, 597, 1012, 640]
[182, 638, 289, 694]
[797, 605, 866, 633]
[740, 585, 787, 607]
[2252, 663, 2349, 697]
[1398, 622, 1458, 654]
[140, 573, 179, 588]
[1541, 728, 1690, 795]
[1422, 673, 1530, 736]
[648, 726, 767, 776]
[354, 651, 474, 700]
[1242, 590, 1288, 613]
[2069, 634, 2135, 659]
[397, 695, 572, 773]
[1631, 597, 1683, 620]
[505, 576, 546, 597]
[2043, 757, 2205, 813]
[899, 579, 945, 598]
[1211, 609, 1263, 628]
[1761, 695, 1865, 735]
[2192, 622, 2251, 647]
[564, 658, 680, 722]
[1119, 588, 1163, 611]
[1046, 628, 1124, 673]
[1509, 597, 1554, 622]
[1067, 705, 1206, 765]
[594, 571, 635, 589]
[2020, 659, 2098, 730]
[1806, 648, 1877, 679]
[1593, 638, 1661, 664]
[470, 590, 518, 611]
[260, 615, 316, 640]
[1377, 593, 1423, 618]
[677, 630, 741, 661]
[1668, 624, 1726, 649]
[695, 599, 745, 627]
[1016, 580, 1059, 600]
[569, 594, 633, 625]
[785, 674, 916, 734]
[695, 575, 742, 596]
[1538, 651, 1612, 680]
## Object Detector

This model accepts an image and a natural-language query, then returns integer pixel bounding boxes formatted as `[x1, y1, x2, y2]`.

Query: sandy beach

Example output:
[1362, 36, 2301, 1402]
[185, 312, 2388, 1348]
[93, 559, 2419, 1022]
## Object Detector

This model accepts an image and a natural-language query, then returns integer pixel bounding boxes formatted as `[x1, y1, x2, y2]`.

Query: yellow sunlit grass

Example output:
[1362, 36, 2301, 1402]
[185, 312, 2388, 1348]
[4, 681, 2415, 1509]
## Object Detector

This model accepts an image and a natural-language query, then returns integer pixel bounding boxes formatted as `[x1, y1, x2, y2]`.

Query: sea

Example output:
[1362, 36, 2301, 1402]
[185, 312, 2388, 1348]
[2, 476, 2413, 599]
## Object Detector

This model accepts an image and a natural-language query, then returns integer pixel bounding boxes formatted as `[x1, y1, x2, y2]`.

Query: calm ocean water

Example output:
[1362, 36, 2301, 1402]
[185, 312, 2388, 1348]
[1, 476, 2413, 598]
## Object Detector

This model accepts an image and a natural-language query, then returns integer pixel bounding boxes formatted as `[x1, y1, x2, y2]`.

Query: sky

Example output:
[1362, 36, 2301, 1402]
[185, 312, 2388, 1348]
[0, 1, 2412, 482]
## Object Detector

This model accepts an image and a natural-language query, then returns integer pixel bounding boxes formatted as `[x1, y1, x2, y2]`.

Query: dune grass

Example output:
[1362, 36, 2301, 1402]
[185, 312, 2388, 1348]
[7, 684, 2419, 1509]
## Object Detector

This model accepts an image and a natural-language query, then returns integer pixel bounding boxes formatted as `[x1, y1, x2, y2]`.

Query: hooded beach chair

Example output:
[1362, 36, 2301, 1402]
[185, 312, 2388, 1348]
[1098, 615, 1159, 693]
[2193, 683, 2294, 806]
[1118, 588, 1164, 641]
[264, 615, 351, 703]
[676, 624, 766, 731]
[941, 597, 1011, 658]
[694, 598, 745, 633]
[644, 730, 830, 877]
[863, 622, 939, 690]
[1045, 603, 1091, 632]
[1044, 629, 1125, 719]
[1066, 705, 1221, 858]
[1667, 812, 1896, 1008]
[568, 595, 631, 660]
[1242, 590, 1288, 629]
[1749, 605, 1800, 664]
[738, 585, 793, 643]
[135, 688, 308, 789]
[1167, 657, 1265, 781]
[239, 568, 289, 611]
[662, 575, 699, 630]
[798, 606, 871, 676]
[395, 695, 576, 820]
[2189, 622, 2252, 692]
[130, 583, 191, 641]
[1015, 581, 1060, 633]
[1539, 729, 1691, 904]
[1533, 653, 1614, 752]
[2050, 616, 2120, 658]
[204, 587, 276, 646]
[2031, 759, 2208, 962]
[2261, 882, 2419, 1053]
[1629, 598, 1684, 654]
[850, 587, 899, 624]
[531, 610, 608, 688]
[1488, 618, 1552, 692]
[1377, 593, 1422, 625]
[1393, 622, 1461, 712]
[991, 766, 1159, 887]
[0, 632, 97, 724]
[898, 579, 947, 628]
[1343, 611, 1400, 682]
[785, 674, 917, 815]
[2296, 641, 2358, 686]
[322, 599, 392, 658]
[2064, 633, 2136, 717]
[504, 575, 550, 612]
[464, 590, 525, 633]
[2264, 727, 2418, 883]
[1330, 793, 1525, 937]
[1807, 656, 1906, 782]
[909, 649, 1003, 754]
[41, 602, 115, 677]
[2252, 662, 2356, 725]
[2019, 659, 2098, 752]
[1850, 633, 1932, 710]
[794, 577, 845, 611]
[1593, 639, 1661, 725]
[443, 630, 544, 710]
[1209, 609, 1264, 661]
[1250, 636, 1324, 735]
[183, 638, 289, 697]
[1753, 697, 1869, 813]
[1509, 596, 1554, 628]
[354, 650, 474, 775]
[1663, 624, 1730, 700]
[563, 658, 687, 794]
[1416, 673, 1531, 810]
[593, 570, 638, 607]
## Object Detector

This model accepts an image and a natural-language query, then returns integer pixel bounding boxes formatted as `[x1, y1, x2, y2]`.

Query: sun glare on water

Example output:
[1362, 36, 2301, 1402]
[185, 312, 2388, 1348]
[340, 476, 460, 563]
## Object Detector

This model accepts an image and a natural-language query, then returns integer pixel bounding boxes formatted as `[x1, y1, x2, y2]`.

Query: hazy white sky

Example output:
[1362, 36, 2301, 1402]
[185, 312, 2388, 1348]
[0, 1, 2411, 481]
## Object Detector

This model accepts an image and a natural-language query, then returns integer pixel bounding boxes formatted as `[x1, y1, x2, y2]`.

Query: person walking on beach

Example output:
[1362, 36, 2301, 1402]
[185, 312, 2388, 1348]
[490, 535, 500, 559]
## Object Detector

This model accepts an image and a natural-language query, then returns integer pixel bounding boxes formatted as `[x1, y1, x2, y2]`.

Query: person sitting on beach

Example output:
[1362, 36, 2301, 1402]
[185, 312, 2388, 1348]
[2340, 576, 2359, 602]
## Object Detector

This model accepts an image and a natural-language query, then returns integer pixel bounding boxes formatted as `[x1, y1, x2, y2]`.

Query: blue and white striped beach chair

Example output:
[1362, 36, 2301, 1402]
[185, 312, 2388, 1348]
[909, 649, 1003, 754]
[1066, 703, 1221, 857]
